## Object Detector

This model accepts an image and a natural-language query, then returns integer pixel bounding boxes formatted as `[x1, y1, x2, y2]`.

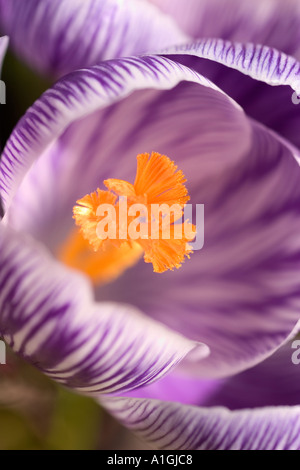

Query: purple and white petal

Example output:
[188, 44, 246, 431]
[0, 54, 250, 228]
[158, 38, 300, 148]
[104, 396, 300, 450]
[0, 223, 208, 394]
[148, 1, 300, 149]
[0, 0, 187, 78]
[174, 55, 300, 149]
[161, 39, 300, 96]
[150, 0, 300, 59]
[107, 337, 300, 408]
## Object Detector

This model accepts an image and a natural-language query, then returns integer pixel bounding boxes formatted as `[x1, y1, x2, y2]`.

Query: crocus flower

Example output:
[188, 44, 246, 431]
[1, 0, 300, 450]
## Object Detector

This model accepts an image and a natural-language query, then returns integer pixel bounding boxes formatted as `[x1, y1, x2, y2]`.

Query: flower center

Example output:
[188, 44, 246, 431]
[58, 152, 195, 285]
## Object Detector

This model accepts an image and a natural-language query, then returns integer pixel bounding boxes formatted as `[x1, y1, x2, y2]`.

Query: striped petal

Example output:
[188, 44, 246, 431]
[151, 0, 300, 58]
[104, 396, 300, 450]
[3, 41, 300, 215]
[175, 56, 300, 149]
[150, 0, 300, 149]
[0, 54, 250, 232]
[0, 0, 187, 78]
[161, 39, 300, 96]
[159, 29, 300, 148]
[108, 338, 300, 408]
[0, 222, 208, 394]
[159, 38, 300, 148]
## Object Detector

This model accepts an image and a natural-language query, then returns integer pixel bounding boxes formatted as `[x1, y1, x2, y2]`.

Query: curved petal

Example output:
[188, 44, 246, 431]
[0, 54, 250, 222]
[149, 1, 300, 150]
[107, 334, 300, 408]
[157, 31, 300, 149]
[160, 39, 300, 96]
[159, 38, 300, 149]
[0, 222, 208, 394]
[172, 56, 300, 149]
[103, 396, 300, 450]
[150, 0, 300, 58]
[0, 0, 187, 78]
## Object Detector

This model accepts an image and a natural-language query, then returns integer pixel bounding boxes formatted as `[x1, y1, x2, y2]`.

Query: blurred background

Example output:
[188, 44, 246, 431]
[0, 346, 148, 449]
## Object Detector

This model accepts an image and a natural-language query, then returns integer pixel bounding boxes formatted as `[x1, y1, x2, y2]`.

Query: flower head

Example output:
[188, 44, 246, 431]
[2, 0, 300, 450]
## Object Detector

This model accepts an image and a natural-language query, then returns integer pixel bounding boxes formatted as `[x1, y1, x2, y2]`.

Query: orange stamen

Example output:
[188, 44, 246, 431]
[60, 152, 195, 282]
[73, 189, 117, 251]
[58, 229, 143, 285]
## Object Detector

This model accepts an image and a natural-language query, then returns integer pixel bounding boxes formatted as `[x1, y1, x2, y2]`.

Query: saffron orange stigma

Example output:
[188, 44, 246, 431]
[69, 152, 196, 279]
